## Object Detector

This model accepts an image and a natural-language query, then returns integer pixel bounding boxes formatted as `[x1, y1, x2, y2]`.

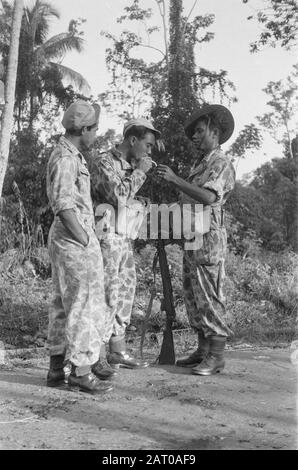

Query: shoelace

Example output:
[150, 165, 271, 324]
[88, 373, 96, 381]
[100, 359, 112, 369]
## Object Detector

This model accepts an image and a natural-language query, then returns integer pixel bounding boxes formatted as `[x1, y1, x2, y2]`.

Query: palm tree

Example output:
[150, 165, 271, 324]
[2, 0, 90, 129]
[0, 0, 23, 198]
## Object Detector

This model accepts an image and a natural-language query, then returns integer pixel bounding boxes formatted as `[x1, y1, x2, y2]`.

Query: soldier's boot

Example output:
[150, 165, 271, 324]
[68, 364, 113, 394]
[176, 331, 209, 368]
[108, 336, 149, 369]
[92, 344, 117, 380]
[192, 335, 226, 376]
[46, 354, 65, 387]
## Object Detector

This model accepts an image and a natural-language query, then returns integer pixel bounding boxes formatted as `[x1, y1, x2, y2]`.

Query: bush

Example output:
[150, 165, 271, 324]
[134, 243, 298, 343]
[0, 272, 51, 347]
[225, 249, 298, 341]
[0, 241, 296, 348]
[225, 249, 298, 315]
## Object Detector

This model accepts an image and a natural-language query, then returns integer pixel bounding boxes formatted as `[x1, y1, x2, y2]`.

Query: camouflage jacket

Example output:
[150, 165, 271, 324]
[47, 136, 95, 230]
[180, 147, 235, 263]
[91, 147, 147, 236]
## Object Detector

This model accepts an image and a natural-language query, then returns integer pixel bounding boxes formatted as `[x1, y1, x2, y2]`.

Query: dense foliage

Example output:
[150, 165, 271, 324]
[0, 0, 296, 346]
[244, 0, 298, 51]
[0, 0, 296, 253]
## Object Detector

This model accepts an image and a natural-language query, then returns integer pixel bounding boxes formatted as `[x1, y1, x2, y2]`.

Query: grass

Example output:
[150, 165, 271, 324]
[133, 244, 298, 345]
[0, 244, 297, 349]
[0, 249, 51, 347]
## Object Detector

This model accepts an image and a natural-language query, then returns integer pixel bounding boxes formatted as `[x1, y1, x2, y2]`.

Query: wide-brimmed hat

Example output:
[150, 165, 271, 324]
[123, 117, 161, 138]
[62, 100, 100, 130]
[184, 104, 234, 144]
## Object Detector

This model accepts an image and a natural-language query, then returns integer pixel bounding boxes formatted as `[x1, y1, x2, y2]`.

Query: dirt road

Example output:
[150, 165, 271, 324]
[0, 346, 297, 450]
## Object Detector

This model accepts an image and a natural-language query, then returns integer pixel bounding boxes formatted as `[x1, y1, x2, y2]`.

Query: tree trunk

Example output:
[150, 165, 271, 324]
[168, 0, 184, 111]
[0, 0, 24, 197]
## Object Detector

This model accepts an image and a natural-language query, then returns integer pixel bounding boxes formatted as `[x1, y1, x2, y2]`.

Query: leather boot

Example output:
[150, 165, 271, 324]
[92, 344, 117, 380]
[46, 354, 65, 387]
[68, 364, 113, 394]
[108, 336, 149, 369]
[176, 331, 209, 368]
[192, 335, 226, 376]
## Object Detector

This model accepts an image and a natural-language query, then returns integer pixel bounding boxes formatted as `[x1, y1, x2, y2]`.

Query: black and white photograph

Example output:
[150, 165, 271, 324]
[0, 0, 297, 453]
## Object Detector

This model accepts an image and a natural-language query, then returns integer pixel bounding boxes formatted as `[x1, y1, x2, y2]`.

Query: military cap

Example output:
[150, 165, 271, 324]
[62, 100, 100, 131]
[123, 117, 161, 138]
[184, 104, 234, 144]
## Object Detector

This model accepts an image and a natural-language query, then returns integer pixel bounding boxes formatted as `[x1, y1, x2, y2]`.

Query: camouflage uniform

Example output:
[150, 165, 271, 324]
[99, 236, 136, 340]
[47, 136, 106, 367]
[180, 147, 235, 337]
[91, 147, 147, 340]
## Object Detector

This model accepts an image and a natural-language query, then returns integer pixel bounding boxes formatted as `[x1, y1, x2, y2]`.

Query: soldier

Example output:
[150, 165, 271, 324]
[156, 104, 236, 376]
[91, 118, 160, 372]
[46, 100, 113, 394]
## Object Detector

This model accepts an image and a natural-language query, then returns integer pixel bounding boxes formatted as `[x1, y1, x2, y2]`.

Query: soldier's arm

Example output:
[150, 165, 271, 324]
[202, 159, 236, 204]
[157, 157, 236, 205]
[48, 155, 89, 246]
[92, 156, 147, 206]
[171, 177, 216, 205]
[58, 210, 89, 246]
[156, 164, 216, 205]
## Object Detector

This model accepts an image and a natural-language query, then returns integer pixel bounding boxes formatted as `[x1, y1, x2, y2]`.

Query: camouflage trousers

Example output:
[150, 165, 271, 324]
[100, 235, 136, 342]
[183, 250, 233, 338]
[47, 220, 106, 367]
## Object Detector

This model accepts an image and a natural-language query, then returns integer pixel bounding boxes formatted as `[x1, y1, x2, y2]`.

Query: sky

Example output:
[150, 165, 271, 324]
[23, 0, 297, 180]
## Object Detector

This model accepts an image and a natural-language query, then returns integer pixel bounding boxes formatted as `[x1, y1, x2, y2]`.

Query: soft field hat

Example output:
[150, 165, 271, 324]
[62, 100, 100, 130]
[184, 104, 235, 144]
[123, 117, 161, 138]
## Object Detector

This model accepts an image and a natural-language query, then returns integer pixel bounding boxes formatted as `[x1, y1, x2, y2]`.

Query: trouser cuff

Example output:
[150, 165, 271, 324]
[109, 335, 126, 353]
[210, 334, 227, 341]
[71, 364, 91, 377]
[100, 343, 107, 358]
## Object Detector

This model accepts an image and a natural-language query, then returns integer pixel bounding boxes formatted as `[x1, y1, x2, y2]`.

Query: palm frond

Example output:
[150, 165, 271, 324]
[49, 62, 90, 94]
[25, 0, 60, 44]
[40, 33, 84, 60]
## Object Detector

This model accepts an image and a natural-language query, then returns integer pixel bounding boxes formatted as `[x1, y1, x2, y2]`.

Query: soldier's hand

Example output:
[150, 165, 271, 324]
[156, 164, 177, 183]
[80, 231, 89, 247]
[58, 209, 90, 247]
[136, 156, 154, 174]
